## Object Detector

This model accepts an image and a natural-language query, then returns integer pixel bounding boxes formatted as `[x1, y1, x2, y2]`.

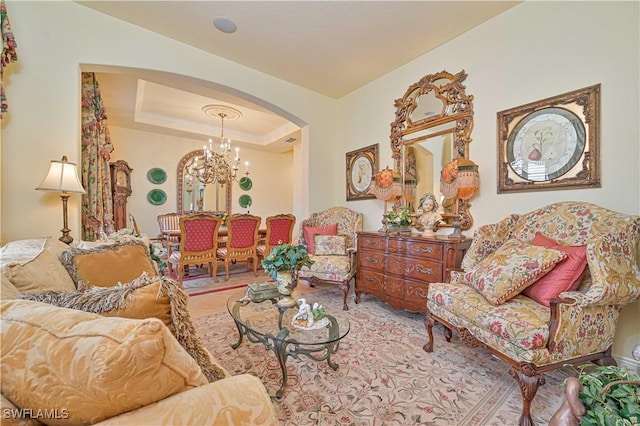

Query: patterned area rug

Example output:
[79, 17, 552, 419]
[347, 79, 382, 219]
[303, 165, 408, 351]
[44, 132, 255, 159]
[172, 263, 270, 296]
[193, 288, 571, 425]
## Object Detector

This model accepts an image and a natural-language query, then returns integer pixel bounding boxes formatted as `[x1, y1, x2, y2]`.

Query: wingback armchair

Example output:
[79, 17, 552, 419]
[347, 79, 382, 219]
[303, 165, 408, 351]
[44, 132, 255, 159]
[424, 201, 640, 426]
[297, 207, 363, 310]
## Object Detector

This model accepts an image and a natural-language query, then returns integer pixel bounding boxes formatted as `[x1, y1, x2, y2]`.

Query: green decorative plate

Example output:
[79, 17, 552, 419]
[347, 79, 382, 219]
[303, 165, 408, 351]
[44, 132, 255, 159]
[147, 168, 167, 184]
[239, 176, 253, 191]
[239, 194, 252, 208]
[147, 189, 167, 205]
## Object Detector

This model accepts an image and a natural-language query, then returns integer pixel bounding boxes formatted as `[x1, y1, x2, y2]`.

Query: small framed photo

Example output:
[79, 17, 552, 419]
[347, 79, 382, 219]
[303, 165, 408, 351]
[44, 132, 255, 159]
[497, 84, 601, 193]
[346, 144, 378, 201]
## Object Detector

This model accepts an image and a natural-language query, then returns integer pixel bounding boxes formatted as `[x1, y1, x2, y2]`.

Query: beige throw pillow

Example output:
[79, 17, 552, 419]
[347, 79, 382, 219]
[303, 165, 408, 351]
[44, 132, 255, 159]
[0, 299, 208, 425]
[464, 239, 568, 305]
[1, 238, 76, 294]
[60, 241, 158, 290]
[20, 274, 226, 383]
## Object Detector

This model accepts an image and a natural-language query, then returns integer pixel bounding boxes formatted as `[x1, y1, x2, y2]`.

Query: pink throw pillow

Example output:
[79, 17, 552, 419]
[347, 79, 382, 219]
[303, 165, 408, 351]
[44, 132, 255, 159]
[303, 224, 338, 254]
[522, 232, 588, 306]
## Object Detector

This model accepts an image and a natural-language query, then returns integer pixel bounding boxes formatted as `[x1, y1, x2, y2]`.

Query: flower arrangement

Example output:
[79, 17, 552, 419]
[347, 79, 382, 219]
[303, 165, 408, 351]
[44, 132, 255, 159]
[261, 243, 314, 281]
[383, 207, 412, 227]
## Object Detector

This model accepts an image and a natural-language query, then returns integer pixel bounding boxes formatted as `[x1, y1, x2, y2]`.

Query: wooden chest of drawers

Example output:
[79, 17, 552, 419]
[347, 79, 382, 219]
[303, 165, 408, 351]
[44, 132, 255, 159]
[355, 231, 471, 313]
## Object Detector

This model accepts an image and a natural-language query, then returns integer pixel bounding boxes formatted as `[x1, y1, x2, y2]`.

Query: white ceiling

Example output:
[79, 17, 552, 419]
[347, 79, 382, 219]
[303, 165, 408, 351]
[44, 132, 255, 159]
[78, 1, 519, 152]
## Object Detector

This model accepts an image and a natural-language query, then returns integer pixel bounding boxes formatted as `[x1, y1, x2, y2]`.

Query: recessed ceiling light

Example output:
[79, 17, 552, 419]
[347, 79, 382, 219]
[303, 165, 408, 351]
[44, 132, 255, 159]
[213, 16, 237, 34]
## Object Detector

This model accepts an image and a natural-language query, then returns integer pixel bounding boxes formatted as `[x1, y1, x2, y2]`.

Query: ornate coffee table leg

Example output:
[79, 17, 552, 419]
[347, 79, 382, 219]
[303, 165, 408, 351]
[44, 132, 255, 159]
[273, 328, 291, 400]
[325, 341, 340, 370]
[230, 319, 245, 349]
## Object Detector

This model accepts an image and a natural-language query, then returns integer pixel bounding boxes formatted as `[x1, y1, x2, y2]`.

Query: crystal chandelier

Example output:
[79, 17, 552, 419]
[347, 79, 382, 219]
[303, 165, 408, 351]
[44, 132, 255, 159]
[191, 105, 249, 185]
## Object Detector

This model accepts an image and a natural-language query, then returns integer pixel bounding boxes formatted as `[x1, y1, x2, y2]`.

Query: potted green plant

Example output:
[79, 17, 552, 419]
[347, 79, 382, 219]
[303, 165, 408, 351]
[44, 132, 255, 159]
[261, 243, 314, 308]
[550, 364, 640, 426]
[383, 207, 413, 232]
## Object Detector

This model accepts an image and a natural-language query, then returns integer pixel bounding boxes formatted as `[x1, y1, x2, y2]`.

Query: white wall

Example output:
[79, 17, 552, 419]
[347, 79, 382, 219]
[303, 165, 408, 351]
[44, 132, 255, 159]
[337, 1, 639, 363]
[109, 126, 294, 237]
[1, 0, 335, 244]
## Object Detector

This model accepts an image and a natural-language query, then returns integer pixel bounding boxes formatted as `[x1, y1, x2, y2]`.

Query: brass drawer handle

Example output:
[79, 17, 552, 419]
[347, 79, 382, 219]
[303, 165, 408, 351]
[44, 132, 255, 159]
[365, 256, 380, 263]
[364, 239, 383, 247]
[405, 264, 433, 275]
[413, 246, 433, 254]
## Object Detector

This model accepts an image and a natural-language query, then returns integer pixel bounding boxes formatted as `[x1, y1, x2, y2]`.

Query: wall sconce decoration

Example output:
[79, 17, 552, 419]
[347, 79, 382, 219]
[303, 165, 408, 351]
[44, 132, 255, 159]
[35, 156, 86, 244]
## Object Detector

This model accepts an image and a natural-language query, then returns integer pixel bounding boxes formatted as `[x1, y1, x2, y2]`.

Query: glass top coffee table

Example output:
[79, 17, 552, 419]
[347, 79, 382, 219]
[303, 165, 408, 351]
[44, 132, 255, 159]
[227, 296, 350, 399]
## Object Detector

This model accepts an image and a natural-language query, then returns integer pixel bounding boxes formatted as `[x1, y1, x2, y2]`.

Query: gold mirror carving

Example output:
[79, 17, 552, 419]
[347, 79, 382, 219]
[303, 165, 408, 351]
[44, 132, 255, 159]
[390, 70, 476, 231]
[177, 150, 232, 215]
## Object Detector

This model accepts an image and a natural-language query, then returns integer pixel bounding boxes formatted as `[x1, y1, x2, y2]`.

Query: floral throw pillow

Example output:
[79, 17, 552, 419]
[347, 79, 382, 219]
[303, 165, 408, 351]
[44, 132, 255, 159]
[314, 234, 347, 256]
[464, 239, 568, 305]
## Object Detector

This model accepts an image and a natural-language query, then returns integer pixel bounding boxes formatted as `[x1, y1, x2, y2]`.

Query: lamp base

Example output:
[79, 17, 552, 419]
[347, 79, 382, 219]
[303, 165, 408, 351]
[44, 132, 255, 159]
[59, 232, 74, 245]
[447, 215, 466, 239]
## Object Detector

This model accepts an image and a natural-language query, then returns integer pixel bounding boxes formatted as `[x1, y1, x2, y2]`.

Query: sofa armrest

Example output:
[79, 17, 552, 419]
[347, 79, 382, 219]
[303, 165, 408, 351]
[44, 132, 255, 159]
[547, 296, 620, 359]
[93, 374, 278, 426]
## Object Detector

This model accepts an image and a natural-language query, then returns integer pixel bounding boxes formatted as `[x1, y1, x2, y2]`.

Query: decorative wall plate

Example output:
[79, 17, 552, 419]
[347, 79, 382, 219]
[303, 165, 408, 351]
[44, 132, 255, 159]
[239, 194, 252, 208]
[147, 168, 167, 184]
[147, 189, 167, 205]
[239, 176, 253, 191]
[346, 144, 378, 201]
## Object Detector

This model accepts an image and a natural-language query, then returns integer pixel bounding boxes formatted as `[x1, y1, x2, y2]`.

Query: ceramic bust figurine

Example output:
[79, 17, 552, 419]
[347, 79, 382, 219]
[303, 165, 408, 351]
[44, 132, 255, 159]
[417, 193, 442, 237]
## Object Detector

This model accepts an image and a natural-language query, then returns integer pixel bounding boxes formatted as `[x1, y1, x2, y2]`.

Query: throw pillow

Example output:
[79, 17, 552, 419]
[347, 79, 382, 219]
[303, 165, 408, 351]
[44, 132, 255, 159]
[303, 223, 338, 254]
[314, 234, 348, 256]
[521, 232, 588, 306]
[464, 239, 568, 305]
[1, 237, 76, 294]
[20, 274, 226, 384]
[0, 299, 208, 425]
[60, 240, 158, 290]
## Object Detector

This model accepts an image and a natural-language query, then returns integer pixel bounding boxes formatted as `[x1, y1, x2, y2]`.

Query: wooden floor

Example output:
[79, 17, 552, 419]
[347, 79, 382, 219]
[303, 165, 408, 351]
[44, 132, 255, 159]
[187, 272, 316, 319]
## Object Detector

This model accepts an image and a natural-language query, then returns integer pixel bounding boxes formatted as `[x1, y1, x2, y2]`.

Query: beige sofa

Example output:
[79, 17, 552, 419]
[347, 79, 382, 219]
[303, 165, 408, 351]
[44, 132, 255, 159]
[1, 236, 278, 425]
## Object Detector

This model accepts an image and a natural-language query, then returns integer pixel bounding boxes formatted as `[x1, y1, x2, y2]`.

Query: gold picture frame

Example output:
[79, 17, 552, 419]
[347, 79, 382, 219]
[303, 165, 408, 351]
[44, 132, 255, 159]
[497, 84, 601, 193]
[346, 144, 378, 201]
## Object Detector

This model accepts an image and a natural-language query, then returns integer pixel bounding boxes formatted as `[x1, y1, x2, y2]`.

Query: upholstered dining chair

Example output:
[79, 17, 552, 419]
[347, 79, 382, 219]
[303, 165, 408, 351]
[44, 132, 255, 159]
[257, 214, 296, 261]
[216, 214, 261, 281]
[168, 214, 223, 285]
[157, 213, 183, 249]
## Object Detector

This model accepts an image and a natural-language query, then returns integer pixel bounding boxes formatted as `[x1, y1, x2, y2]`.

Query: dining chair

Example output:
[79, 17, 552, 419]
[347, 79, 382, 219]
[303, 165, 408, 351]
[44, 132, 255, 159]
[216, 214, 261, 281]
[257, 214, 296, 260]
[169, 214, 223, 285]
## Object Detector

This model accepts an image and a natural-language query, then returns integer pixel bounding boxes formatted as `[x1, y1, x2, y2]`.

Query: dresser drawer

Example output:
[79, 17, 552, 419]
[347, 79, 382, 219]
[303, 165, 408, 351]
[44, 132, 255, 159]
[387, 238, 404, 254]
[403, 258, 443, 282]
[405, 240, 443, 261]
[386, 255, 404, 276]
[383, 275, 405, 298]
[358, 250, 386, 272]
[356, 269, 384, 292]
[359, 235, 386, 252]
[405, 279, 430, 309]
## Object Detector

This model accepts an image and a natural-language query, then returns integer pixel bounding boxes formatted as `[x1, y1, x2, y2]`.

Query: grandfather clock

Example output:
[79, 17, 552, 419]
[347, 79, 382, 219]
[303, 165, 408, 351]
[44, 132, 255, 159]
[109, 160, 133, 231]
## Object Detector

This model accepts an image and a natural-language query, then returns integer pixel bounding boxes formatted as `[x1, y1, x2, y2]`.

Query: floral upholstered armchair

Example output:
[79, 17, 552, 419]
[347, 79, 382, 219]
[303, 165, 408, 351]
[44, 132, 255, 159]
[424, 201, 640, 426]
[297, 207, 363, 310]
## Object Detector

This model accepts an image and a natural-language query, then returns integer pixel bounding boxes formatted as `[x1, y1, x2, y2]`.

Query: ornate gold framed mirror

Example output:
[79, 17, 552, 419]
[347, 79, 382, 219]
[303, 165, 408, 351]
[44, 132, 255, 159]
[390, 69, 477, 233]
[176, 150, 232, 215]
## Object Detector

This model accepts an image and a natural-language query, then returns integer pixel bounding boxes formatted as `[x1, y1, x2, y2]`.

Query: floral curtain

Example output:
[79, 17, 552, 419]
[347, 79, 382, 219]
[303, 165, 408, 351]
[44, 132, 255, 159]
[1, 0, 18, 118]
[81, 72, 114, 241]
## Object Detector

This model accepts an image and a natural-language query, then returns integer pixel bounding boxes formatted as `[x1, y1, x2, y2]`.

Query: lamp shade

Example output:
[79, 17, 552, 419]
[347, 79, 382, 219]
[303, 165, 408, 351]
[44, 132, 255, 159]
[456, 158, 480, 200]
[35, 156, 86, 193]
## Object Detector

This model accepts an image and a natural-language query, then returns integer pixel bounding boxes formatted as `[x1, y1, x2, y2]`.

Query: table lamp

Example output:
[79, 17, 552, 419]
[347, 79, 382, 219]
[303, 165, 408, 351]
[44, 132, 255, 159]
[35, 156, 86, 244]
